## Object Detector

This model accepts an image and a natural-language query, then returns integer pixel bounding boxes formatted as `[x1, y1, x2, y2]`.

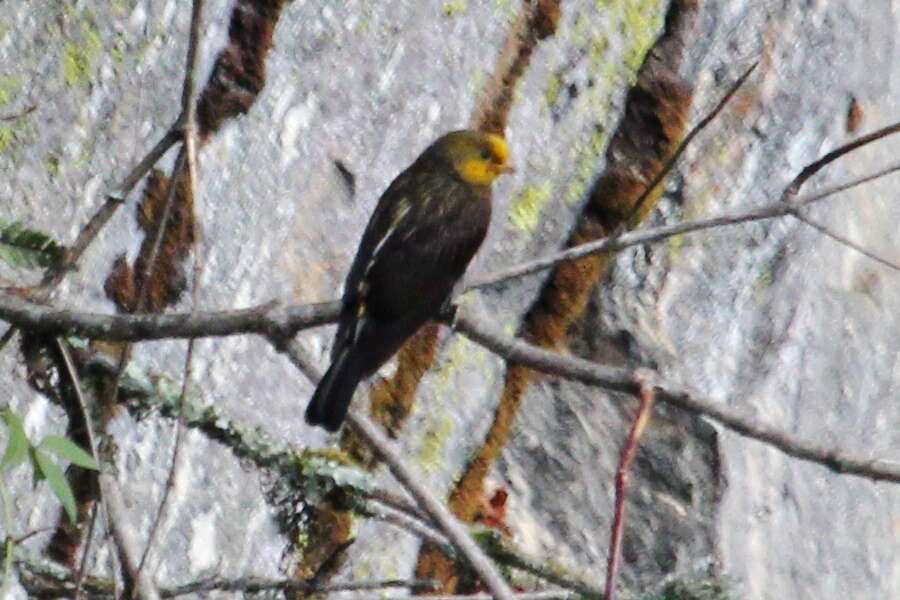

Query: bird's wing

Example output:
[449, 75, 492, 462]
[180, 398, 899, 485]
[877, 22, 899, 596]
[331, 171, 417, 360]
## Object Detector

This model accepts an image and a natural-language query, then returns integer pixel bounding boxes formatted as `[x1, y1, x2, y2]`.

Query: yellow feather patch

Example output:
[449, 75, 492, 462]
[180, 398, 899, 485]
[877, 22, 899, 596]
[486, 134, 510, 165]
[458, 159, 500, 186]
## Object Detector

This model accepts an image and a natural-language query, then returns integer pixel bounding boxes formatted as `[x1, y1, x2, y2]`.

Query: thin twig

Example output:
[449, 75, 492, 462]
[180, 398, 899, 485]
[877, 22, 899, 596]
[466, 159, 900, 290]
[364, 489, 431, 524]
[794, 213, 900, 272]
[56, 339, 161, 599]
[17, 559, 437, 599]
[161, 576, 438, 598]
[0, 105, 36, 122]
[55, 339, 103, 600]
[0, 127, 181, 353]
[623, 61, 758, 226]
[137, 0, 206, 574]
[782, 119, 900, 200]
[12, 527, 55, 545]
[364, 503, 452, 548]
[277, 339, 516, 600]
[775, 119, 900, 271]
[134, 340, 195, 579]
[603, 381, 655, 600]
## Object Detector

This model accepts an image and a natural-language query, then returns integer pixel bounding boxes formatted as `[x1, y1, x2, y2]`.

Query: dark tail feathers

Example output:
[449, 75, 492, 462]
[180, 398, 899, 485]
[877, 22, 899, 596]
[305, 349, 364, 432]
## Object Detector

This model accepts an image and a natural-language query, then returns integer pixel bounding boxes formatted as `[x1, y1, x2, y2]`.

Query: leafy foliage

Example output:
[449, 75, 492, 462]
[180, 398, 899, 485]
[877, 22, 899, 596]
[1, 408, 99, 523]
[0, 409, 28, 471]
[0, 218, 65, 270]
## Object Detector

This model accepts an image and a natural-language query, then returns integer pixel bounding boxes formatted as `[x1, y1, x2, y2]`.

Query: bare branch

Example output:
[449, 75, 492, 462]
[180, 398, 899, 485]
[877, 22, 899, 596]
[468, 160, 900, 290]
[793, 213, 900, 272]
[56, 336, 162, 599]
[450, 311, 900, 485]
[106, 128, 181, 203]
[55, 339, 103, 600]
[604, 381, 655, 600]
[0, 294, 340, 341]
[277, 339, 516, 600]
[0, 105, 36, 122]
[161, 576, 438, 598]
[624, 61, 758, 225]
[783, 119, 900, 200]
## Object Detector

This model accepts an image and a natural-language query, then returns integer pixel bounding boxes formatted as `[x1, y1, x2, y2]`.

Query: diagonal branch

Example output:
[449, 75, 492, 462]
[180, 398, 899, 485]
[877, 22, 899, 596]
[276, 339, 516, 600]
[794, 213, 900, 272]
[450, 311, 900, 484]
[467, 159, 900, 290]
[782, 120, 900, 200]
[623, 61, 758, 226]
[54, 339, 161, 600]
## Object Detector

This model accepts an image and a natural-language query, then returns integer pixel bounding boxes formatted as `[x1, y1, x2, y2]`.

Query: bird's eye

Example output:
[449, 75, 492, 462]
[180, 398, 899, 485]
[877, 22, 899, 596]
[480, 149, 492, 161]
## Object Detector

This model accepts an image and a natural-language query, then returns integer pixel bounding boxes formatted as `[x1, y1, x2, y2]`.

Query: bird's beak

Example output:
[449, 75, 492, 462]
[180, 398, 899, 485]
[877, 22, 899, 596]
[496, 163, 516, 175]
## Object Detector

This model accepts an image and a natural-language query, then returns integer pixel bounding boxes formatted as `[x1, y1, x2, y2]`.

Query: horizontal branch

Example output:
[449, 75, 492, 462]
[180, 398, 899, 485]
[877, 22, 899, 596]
[4, 158, 898, 343]
[0, 294, 339, 341]
[450, 312, 900, 484]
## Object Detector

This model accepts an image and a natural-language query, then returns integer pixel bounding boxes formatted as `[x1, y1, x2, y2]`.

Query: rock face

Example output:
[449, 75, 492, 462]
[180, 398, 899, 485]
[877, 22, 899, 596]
[1, 1, 899, 599]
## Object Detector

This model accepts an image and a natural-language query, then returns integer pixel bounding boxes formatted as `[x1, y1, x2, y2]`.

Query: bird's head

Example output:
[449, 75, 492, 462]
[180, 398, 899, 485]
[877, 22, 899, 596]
[436, 130, 515, 186]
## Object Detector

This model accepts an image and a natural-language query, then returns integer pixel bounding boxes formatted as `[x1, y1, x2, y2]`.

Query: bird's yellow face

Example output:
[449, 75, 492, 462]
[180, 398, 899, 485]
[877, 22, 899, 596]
[445, 132, 514, 186]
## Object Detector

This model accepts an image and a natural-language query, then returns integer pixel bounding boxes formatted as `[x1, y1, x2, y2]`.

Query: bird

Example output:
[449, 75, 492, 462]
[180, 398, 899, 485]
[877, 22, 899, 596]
[305, 130, 514, 431]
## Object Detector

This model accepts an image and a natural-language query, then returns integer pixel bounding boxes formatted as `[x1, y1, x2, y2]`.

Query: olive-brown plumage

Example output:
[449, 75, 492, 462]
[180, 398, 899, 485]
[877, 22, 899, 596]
[305, 130, 513, 431]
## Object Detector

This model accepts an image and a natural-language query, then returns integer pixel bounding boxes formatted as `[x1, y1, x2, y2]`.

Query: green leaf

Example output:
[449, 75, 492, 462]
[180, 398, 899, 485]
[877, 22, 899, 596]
[0, 217, 65, 271]
[32, 449, 77, 523]
[38, 436, 99, 471]
[1, 409, 29, 471]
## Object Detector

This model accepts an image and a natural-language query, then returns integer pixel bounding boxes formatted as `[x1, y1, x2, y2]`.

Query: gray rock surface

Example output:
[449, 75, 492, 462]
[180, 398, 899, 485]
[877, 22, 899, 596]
[1, 0, 899, 598]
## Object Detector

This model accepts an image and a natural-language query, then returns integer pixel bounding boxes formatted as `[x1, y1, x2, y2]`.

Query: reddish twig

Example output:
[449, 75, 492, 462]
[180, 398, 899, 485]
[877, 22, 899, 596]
[782, 120, 900, 201]
[603, 380, 655, 600]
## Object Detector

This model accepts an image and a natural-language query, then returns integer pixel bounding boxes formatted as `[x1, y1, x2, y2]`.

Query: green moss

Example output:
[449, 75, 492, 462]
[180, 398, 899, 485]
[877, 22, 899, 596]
[468, 68, 487, 98]
[442, 0, 467, 16]
[0, 128, 14, 153]
[0, 76, 22, 107]
[544, 72, 564, 109]
[418, 414, 456, 473]
[621, 0, 666, 71]
[45, 155, 61, 177]
[509, 182, 553, 231]
[61, 21, 103, 88]
[752, 265, 775, 304]
[531, 0, 665, 214]
[111, 0, 133, 16]
[110, 35, 127, 64]
[563, 127, 607, 206]
[76, 143, 93, 169]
